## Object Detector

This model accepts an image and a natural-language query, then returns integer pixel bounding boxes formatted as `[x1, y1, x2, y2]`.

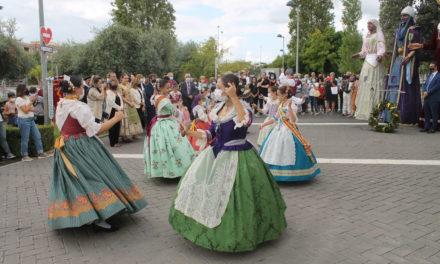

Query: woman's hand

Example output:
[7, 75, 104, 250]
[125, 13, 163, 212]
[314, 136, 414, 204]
[114, 110, 124, 121]
[224, 82, 238, 99]
[351, 53, 360, 59]
[376, 55, 383, 63]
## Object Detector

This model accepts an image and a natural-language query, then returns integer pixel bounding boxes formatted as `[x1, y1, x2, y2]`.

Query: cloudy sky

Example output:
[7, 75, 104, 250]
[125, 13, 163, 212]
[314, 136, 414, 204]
[0, 0, 380, 63]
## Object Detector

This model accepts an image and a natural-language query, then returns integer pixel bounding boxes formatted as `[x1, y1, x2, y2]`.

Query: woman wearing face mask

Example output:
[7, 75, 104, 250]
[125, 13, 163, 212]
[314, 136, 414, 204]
[15, 85, 49, 161]
[259, 86, 320, 182]
[170, 74, 286, 252]
[48, 76, 147, 231]
[144, 77, 195, 179]
[87, 75, 107, 123]
[105, 78, 124, 147]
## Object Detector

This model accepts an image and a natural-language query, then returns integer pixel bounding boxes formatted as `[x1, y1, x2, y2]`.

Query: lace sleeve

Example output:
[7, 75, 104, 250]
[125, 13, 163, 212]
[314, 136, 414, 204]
[71, 103, 102, 137]
[233, 109, 252, 129]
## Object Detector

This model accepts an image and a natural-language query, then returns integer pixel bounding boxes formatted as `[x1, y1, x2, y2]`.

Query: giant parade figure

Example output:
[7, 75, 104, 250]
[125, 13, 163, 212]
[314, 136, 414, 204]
[383, 6, 422, 125]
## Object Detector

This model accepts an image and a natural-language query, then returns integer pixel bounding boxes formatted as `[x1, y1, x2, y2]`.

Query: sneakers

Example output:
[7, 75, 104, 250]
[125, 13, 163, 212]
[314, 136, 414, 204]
[38, 152, 51, 159]
[6, 153, 16, 159]
[22, 156, 33, 162]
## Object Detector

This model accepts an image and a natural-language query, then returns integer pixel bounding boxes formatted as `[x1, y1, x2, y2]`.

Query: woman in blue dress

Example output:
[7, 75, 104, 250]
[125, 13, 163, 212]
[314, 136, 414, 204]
[260, 86, 320, 181]
[169, 74, 286, 252]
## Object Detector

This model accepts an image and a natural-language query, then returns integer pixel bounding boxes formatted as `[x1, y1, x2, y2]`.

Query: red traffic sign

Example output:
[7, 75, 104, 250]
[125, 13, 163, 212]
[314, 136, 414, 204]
[40, 27, 52, 45]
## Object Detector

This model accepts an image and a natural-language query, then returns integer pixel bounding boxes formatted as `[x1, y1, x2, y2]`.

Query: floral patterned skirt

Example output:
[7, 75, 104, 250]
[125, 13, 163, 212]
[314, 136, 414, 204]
[144, 118, 195, 178]
[48, 135, 147, 229]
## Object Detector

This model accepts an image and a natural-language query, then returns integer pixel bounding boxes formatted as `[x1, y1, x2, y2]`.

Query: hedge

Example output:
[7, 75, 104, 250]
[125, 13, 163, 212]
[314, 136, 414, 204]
[5, 124, 58, 157]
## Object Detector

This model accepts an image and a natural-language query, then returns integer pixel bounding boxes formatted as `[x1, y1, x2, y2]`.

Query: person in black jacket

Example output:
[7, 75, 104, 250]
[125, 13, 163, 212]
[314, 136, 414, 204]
[143, 74, 157, 128]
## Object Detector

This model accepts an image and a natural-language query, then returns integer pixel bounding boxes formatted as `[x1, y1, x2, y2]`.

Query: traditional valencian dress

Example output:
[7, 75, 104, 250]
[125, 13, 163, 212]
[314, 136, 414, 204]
[355, 20, 386, 120]
[48, 98, 147, 229]
[144, 96, 195, 178]
[260, 102, 320, 181]
[119, 84, 143, 137]
[187, 104, 211, 152]
[169, 101, 286, 252]
[257, 97, 280, 146]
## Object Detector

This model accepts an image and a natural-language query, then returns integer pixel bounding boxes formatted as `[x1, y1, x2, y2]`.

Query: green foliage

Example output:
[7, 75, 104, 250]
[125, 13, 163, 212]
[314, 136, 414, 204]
[6, 125, 55, 157]
[341, 0, 362, 33]
[219, 61, 252, 75]
[301, 28, 342, 74]
[379, 0, 415, 50]
[173, 41, 199, 80]
[111, 0, 176, 32]
[27, 65, 54, 85]
[52, 25, 177, 77]
[369, 100, 400, 133]
[0, 20, 35, 80]
[180, 37, 219, 80]
[338, 31, 363, 74]
[287, 0, 334, 58]
[416, 0, 440, 63]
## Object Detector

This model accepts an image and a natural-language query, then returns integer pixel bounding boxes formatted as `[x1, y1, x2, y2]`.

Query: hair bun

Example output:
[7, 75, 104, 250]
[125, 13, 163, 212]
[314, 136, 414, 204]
[60, 80, 73, 93]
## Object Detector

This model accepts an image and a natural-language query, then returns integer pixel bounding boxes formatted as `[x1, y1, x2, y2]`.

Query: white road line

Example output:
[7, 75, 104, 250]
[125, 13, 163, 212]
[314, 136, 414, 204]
[252, 123, 368, 126]
[112, 154, 440, 166]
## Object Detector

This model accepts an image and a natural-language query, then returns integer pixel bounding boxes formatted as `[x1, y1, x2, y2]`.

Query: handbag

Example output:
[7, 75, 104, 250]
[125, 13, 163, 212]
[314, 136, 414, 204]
[313, 90, 320, 97]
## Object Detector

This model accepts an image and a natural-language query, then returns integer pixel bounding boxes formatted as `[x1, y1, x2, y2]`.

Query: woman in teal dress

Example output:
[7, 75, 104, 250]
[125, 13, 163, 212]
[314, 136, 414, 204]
[48, 76, 147, 231]
[169, 74, 286, 252]
[144, 77, 195, 178]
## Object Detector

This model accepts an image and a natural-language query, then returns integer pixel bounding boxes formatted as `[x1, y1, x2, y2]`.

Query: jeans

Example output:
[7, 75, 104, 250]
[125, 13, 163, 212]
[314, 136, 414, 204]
[0, 121, 12, 155]
[17, 117, 43, 156]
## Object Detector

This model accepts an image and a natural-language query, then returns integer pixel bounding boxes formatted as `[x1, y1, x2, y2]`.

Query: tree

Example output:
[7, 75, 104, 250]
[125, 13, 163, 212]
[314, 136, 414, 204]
[338, 0, 363, 74]
[379, 0, 415, 50]
[0, 18, 18, 39]
[338, 31, 363, 74]
[287, 0, 334, 61]
[219, 61, 252, 74]
[301, 29, 341, 74]
[173, 41, 199, 79]
[341, 0, 362, 33]
[180, 37, 219, 79]
[0, 22, 34, 80]
[111, 0, 176, 32]
[415, 0, 440, 63]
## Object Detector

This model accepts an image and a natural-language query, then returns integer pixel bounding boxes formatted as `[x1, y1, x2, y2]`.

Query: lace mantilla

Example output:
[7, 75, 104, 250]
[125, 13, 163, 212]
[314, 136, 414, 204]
[209, 100, 252, 129]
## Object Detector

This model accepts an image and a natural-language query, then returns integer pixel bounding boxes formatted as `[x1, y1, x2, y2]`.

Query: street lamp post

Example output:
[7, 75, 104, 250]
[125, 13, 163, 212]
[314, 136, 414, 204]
[277, 34, 285, 69]
[286, 1, 300, 74]
[215, 25, 220, 80]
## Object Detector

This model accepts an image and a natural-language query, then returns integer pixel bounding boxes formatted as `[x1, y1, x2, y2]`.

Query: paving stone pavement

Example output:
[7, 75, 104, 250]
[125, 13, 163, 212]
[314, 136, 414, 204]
[1, 114, 440, 264]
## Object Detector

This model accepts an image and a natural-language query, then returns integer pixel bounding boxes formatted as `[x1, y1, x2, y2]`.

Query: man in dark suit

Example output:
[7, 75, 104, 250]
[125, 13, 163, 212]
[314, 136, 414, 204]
[143, 74, 157, 128]
[421, 62, 440, 133]
[180, 73, 198, 115]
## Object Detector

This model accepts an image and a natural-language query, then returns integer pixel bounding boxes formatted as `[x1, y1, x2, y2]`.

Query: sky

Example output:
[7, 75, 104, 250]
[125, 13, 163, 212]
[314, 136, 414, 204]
[0, 0, 380, 63]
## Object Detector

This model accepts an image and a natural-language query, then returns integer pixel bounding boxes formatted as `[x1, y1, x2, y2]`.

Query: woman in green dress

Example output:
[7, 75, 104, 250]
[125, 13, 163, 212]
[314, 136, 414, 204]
[169, 74, 286, 252]
[48, 76, 147, 231]
[144, 77, 195, 178]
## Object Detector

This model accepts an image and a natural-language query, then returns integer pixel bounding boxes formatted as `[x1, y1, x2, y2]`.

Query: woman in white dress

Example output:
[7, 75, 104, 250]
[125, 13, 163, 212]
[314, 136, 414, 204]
[351, 19, 386, 120]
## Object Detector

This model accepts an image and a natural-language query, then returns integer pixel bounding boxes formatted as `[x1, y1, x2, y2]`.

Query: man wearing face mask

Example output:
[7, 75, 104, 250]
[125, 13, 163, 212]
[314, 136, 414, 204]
[180, 73, 198, 116]
[143, 74, 157, 128]
[420, 62, 440, 133]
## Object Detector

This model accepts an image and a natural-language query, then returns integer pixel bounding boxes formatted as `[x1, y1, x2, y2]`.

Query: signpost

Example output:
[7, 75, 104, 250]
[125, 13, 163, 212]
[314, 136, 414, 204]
[38, 0, 51, 125]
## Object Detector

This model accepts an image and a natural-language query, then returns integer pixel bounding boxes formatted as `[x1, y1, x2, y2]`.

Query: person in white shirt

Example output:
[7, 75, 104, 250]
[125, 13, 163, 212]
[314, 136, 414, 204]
[15, 84, 49, 161]
[131, 75, 146, 128]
